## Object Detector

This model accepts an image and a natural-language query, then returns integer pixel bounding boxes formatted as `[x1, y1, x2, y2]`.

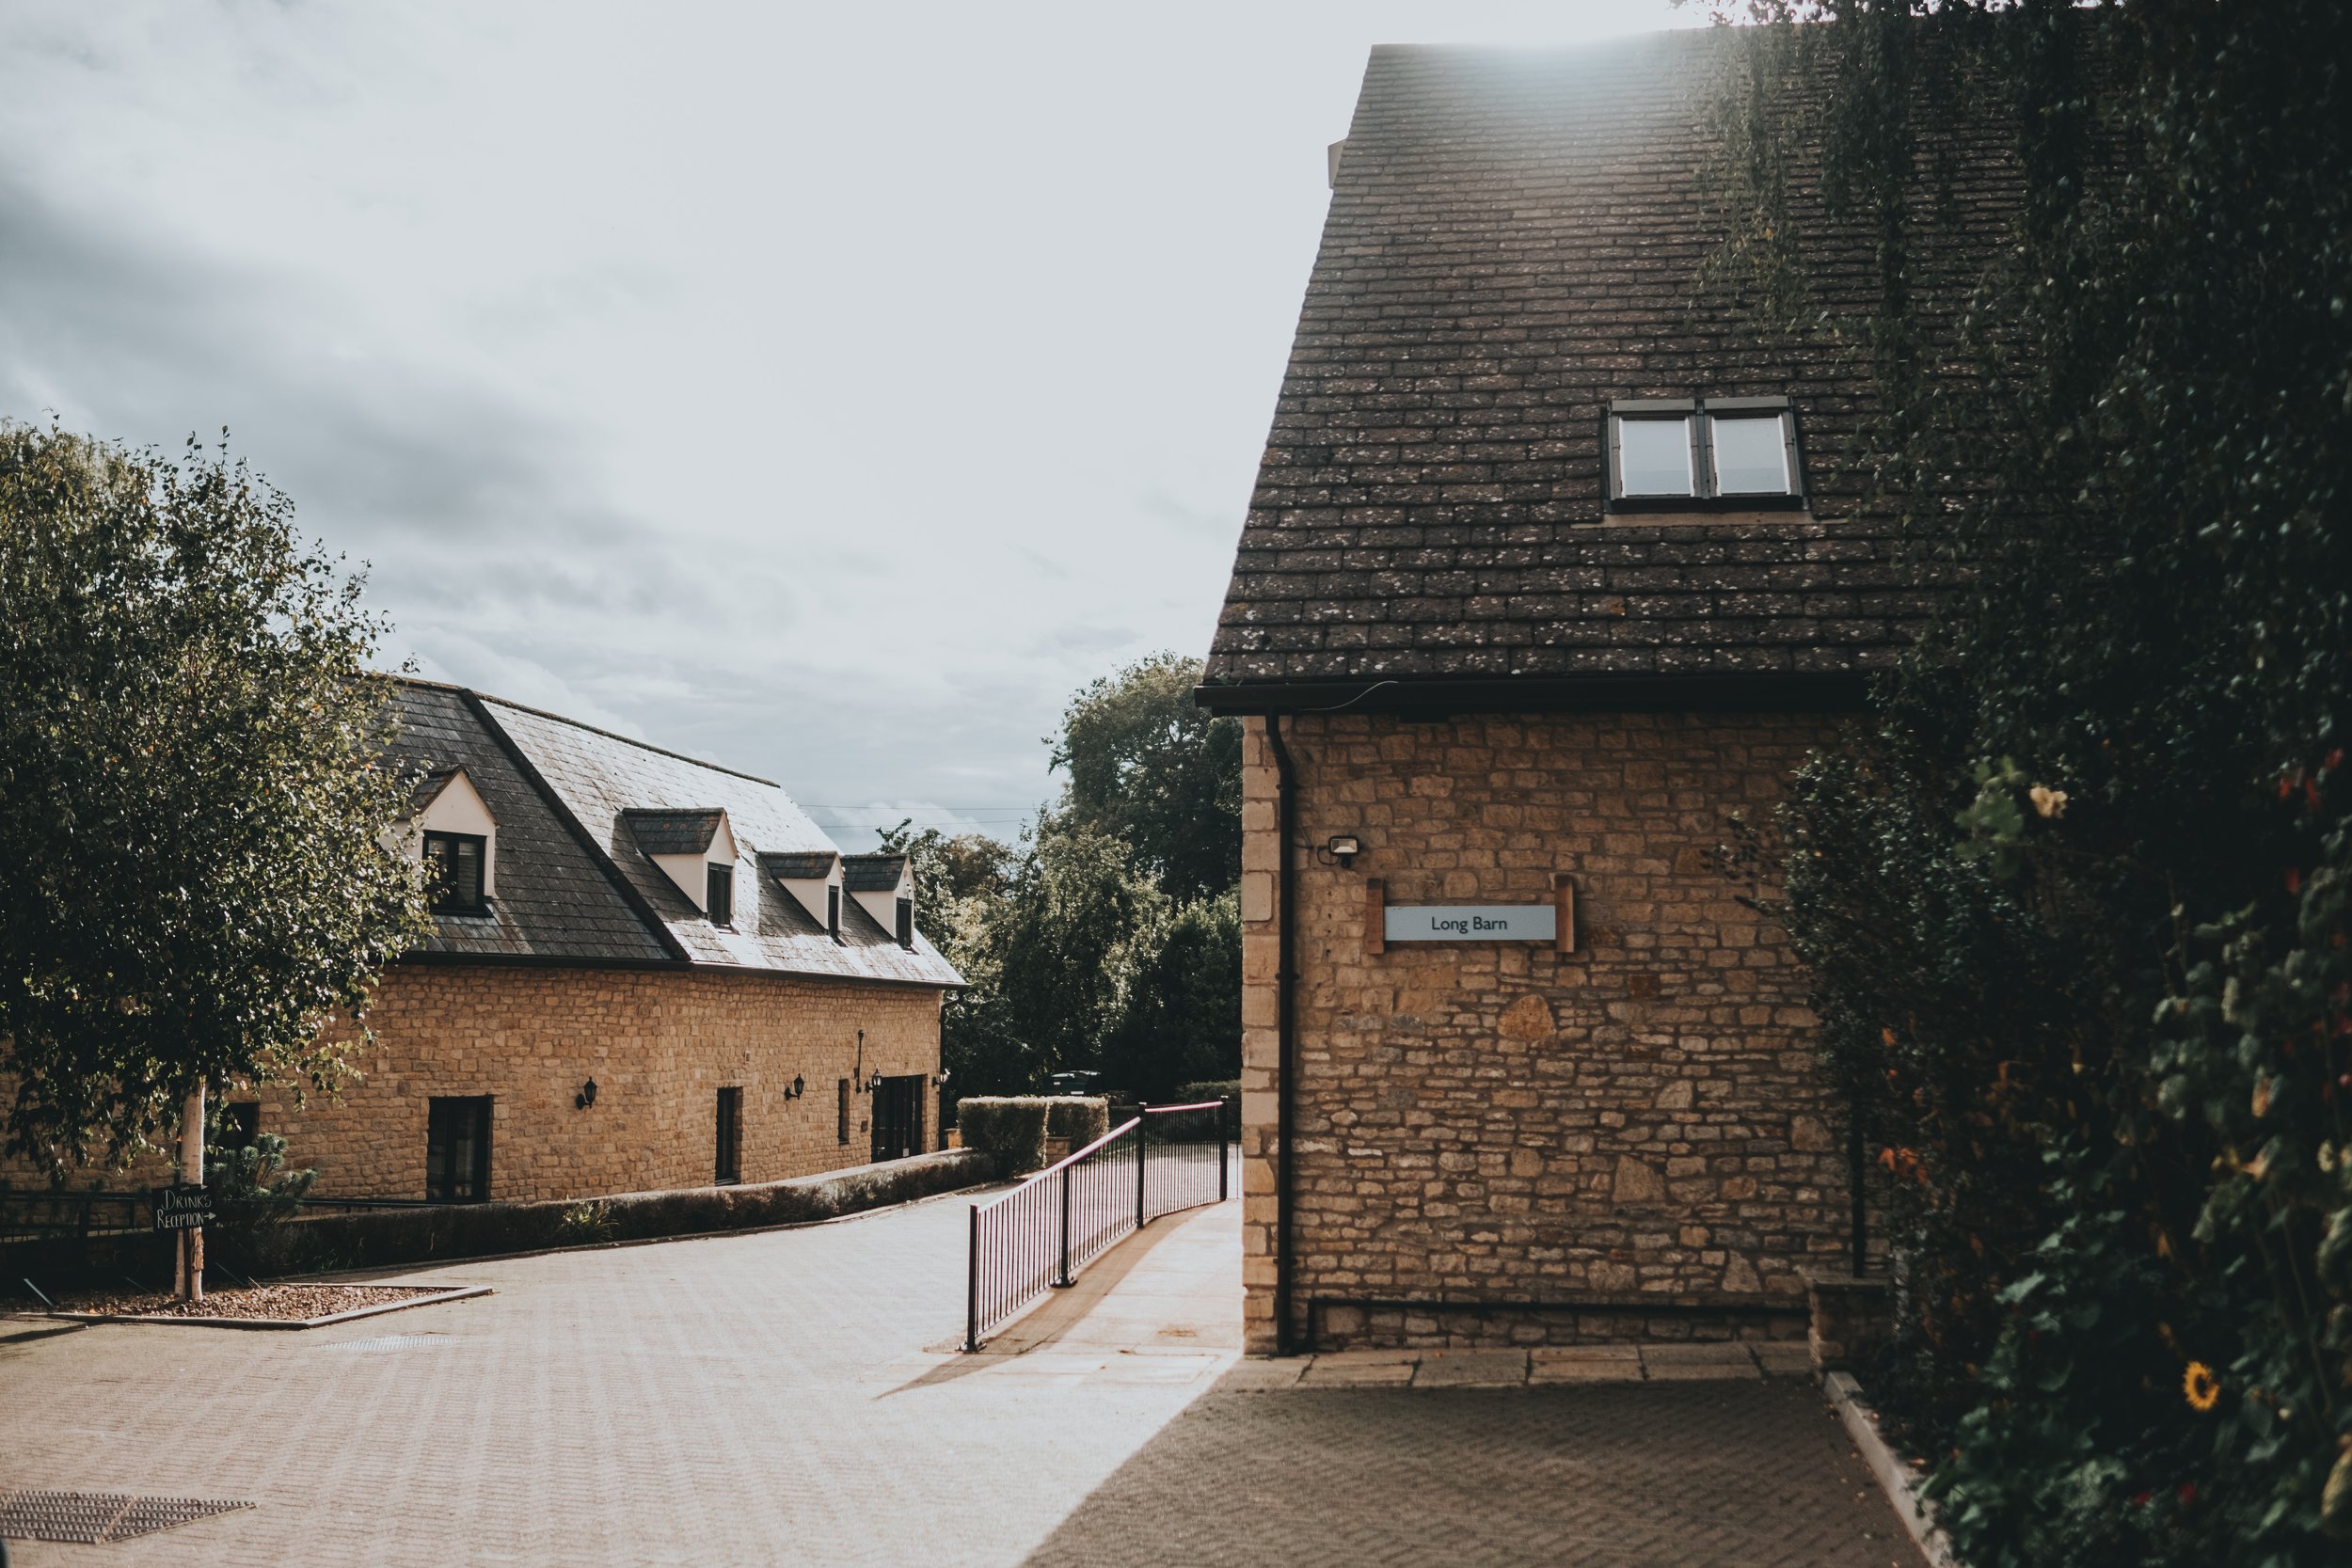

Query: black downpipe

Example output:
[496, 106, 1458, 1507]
[1265, 716, 1299, 1354]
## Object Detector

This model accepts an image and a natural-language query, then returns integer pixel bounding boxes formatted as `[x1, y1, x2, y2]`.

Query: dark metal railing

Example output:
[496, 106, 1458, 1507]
[0, 1187, 151, 1249]
[1139, 1099, 1232, 1222]
[964, 1097, 1235, 1352]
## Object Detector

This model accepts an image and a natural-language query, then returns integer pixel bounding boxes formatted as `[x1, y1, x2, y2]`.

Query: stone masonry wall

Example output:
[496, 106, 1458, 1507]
[4, 966, 945, 1205]
[1238, 710, 1855, 1354]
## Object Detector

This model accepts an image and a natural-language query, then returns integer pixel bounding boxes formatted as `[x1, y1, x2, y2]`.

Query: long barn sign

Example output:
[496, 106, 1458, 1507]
[1364, 876, 1576, 956]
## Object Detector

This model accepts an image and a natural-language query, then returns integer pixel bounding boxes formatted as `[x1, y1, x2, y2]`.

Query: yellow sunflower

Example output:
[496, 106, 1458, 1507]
[2183, 1360, 2221, 1413]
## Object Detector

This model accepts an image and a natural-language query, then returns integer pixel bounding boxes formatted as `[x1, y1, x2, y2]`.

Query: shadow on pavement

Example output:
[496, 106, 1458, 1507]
[1015, 1376, 1925, 1568]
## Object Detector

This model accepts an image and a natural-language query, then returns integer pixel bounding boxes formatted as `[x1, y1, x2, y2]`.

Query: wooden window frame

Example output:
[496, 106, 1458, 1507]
[706, 863, 734, 928]
[422, 831, 489, 914]
[1604, 397, 1807, 514]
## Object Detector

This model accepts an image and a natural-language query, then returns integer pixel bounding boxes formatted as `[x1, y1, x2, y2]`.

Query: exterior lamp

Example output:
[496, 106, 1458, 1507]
[866, 1069, 883, 1093]
[787, 1075, 805, 1100]
[575, 1078, 598, 1111]
[1325, 834, 1362, 869]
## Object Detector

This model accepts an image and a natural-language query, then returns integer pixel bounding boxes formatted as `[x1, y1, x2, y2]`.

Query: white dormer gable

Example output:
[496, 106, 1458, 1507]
[762, 849, 844, 939]
[408, 767, 499, 898]
[621, 808, 738, 915]
[840, 853, 913, 938]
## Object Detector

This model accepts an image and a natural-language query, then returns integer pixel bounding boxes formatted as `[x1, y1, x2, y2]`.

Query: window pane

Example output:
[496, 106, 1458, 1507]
[707, 864, 733, 926]
[453, 839, 482, 907]
[1710, 415, 1790, 494]
[1616, 417, 1692, 496]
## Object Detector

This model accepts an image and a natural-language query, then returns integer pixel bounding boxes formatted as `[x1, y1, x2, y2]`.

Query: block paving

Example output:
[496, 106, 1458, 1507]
[2, 1197, 1913, 1567]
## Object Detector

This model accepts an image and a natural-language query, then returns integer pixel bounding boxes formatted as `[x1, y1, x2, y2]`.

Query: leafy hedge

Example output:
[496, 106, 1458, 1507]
[1, 1149, 993, 1297]
[955, 1096, 1111, 1176]
[955, 1098, 1050, 1175]
[1045, 1096, 1109, 1148]
[1718, 5, 2352, 1562]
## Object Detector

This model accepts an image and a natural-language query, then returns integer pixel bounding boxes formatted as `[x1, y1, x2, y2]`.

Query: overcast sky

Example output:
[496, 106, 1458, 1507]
[0, 0, 1699, 847]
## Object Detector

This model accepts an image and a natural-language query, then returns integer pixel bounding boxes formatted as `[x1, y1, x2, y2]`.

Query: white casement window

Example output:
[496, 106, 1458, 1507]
[1606, 397, 1804, 512]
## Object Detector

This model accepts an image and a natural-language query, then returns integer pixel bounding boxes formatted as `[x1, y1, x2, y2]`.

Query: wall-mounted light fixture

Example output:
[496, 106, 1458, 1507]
[574, 1078, 598, 1111]
[1320, 834, 1363, 870]
[866, 1069, 883, 1093]
[785, 1074, 805, 1101]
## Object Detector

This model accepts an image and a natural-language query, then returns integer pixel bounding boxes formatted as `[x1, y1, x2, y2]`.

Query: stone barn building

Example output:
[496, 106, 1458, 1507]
[1198, 33, 1935, 1354]
[245, 677, 963, 1204]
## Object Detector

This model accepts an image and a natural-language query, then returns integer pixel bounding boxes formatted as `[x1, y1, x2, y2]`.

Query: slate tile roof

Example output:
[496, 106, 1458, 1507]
[385, 679, 962, 987]
[1200, 31, 1983, 705]
[840, 854, 908, 893]
[620, 808, 726, 857]
[762, 850, 840, 880]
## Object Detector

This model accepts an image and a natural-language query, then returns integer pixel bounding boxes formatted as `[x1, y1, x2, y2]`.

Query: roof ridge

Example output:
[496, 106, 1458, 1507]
[387, 675, 781, 788]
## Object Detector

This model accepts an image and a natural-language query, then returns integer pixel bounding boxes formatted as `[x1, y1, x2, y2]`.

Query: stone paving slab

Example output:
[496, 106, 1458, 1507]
[1020, 1379, 1925, 1568]
[1268, 1340, 1806, 1390]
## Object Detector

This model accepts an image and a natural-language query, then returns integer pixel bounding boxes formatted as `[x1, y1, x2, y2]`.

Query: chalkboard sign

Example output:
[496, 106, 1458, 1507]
[151, 1183, 214, 1231]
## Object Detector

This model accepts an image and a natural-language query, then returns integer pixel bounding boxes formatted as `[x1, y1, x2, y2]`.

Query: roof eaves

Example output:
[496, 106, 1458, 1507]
[1192, 671, 1872, 717]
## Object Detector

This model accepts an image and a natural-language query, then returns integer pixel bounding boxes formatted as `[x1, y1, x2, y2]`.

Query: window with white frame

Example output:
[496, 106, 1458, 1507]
[1606, 398, 1805, 512]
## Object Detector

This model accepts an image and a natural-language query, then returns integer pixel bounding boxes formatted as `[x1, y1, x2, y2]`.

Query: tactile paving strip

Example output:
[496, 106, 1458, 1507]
[0, 1488, 252, 1544]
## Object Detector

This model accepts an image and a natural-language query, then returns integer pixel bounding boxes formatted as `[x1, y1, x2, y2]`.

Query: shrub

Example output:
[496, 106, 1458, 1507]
[1042, 1096, 1108, 1148]
[954, 1097, 1050, 1176]
[205, 1132, 313, 1231]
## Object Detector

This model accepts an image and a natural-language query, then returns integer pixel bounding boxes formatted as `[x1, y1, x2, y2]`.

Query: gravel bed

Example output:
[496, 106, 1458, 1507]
[63, 1283, 462, 1321]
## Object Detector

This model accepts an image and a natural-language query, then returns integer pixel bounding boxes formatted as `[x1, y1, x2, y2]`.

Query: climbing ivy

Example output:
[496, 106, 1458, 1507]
[1708, 4, 2352, 1562]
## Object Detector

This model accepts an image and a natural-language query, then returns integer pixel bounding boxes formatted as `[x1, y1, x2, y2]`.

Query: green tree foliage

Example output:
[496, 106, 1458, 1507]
[1051, 653, 1241, 904]
[916, 655, 1242, 1099]
[1717, 3, 2352, 1560]
[1100, 893, 1242, 1102]
[0, 425, 429, 1173]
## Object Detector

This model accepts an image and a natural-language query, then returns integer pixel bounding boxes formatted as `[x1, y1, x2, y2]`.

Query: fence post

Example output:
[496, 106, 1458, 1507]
[965, 1202, 981, 1353]
[1135, 1117, 1148, 1229]
[1219, 1096, 1232, 1202]
[1057, 1164, 1073, 1288]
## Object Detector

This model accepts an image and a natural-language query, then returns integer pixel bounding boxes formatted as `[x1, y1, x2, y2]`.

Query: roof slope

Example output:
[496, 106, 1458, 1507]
[389, 684, 675, 965]
[1201, 32, 1979, 704]
[386, 680, 962, 987]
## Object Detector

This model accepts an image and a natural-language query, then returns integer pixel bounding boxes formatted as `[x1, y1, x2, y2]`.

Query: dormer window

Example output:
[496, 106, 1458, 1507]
[621, 807, 738, 920]
[827, 885, 842, 943]
[1606, 398, 1804, 512]
[423, 831, 487, 914]
[896, 895, 914, 949]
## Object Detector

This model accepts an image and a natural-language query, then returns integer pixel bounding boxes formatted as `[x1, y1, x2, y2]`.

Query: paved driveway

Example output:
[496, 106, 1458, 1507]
[0, 1191, 1240, 1568]
[2, 1192, 1918, 1568]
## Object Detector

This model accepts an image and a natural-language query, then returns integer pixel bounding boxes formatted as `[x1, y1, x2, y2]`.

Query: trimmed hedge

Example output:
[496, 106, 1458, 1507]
[955, 1095, 1111, 1176]
[1043, 1095, 1109, 1148]
[1, 1149, 991, 1300]
[955, 1097, 1050, 1176]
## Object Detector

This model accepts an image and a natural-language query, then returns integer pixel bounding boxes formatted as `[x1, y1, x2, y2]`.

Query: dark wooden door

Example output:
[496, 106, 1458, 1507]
[870, 1075, 924, 1163]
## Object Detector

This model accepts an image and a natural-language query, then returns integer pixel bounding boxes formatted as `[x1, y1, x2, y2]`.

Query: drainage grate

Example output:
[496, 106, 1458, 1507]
[0, 1488, 252, 1544]
[330, 1333, 453, 1354]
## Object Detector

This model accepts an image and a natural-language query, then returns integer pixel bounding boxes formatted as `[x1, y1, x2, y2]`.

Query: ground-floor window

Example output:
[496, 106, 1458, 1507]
[425, 1095, 493, 1202]
[836, 1078, 850, 1145]
[715, 1086, 742, 1185]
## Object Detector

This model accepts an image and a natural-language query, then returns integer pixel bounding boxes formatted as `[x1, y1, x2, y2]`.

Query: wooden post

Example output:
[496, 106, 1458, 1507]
[1364, 878, 1386, 957]
[180, 1082, 205, 1302]
[1551, 872, 1577, 956]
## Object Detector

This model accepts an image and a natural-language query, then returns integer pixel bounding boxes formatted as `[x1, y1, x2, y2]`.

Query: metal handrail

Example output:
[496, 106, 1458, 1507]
[964, 1097, 1236, 1352]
